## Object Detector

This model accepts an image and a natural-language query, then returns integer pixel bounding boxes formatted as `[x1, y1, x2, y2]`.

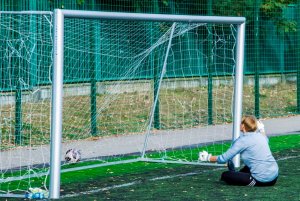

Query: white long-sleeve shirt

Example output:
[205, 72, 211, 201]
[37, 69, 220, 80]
[217, 132, 279, 182]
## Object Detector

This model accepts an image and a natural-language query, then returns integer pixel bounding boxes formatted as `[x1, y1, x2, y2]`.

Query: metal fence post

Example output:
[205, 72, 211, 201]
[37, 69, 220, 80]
[297, 2, 300, 113]
[254, 0, 261, 118]
[207, 0, 213, 125]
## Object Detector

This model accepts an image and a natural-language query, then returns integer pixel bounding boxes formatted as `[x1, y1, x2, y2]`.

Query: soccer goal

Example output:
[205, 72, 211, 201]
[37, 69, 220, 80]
[0, 10, 245, 199]
[0, 11, 53, 199]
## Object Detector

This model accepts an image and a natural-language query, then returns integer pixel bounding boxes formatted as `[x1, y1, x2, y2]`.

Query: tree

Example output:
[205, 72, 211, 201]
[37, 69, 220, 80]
[261, 0, 297, 32]
[213, 0, 297, 33]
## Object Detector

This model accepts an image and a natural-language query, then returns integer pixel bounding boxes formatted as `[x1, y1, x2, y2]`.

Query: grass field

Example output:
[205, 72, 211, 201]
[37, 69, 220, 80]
[4, 134, 300, 201]
[59, 134, 300, 201]
[0, 82, 297, 150]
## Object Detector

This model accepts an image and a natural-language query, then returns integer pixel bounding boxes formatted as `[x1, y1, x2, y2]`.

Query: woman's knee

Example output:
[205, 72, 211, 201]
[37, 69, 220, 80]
[220, 171, 230, 182]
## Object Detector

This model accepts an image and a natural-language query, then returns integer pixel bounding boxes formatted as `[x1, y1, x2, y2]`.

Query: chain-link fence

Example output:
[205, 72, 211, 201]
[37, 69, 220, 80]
[1, 0, 299, 119]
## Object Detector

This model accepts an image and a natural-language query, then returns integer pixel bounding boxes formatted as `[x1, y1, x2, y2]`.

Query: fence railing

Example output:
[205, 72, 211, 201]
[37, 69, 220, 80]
[0, 1, 299, 141]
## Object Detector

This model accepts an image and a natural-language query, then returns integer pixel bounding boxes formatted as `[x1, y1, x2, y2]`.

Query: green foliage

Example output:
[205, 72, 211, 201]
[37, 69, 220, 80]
[261, 0, 297, 32]
[162, 0, 169, 6]
[77, 0, 85, 5]
[276, 19, 297, 32]
[261, 0, 296, 15]
[213, 0, 297, 32]
[213, 0, 255, 19]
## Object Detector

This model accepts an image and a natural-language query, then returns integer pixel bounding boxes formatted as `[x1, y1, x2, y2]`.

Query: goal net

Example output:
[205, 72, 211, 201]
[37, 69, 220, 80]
[0, 12, 53, 198]
[0, 10, 245, 198]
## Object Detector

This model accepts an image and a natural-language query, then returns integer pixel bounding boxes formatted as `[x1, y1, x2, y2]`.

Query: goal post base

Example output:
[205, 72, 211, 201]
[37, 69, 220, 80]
[0, 194, 27, 198]
[138, 158, 226, 167]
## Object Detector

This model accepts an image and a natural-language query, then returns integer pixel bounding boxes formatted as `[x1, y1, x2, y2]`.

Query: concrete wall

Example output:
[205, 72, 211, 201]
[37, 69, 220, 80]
[0, 74, 297, 106]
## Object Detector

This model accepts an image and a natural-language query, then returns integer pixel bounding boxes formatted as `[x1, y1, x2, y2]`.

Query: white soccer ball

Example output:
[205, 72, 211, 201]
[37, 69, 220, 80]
[65, 148, 81, 163]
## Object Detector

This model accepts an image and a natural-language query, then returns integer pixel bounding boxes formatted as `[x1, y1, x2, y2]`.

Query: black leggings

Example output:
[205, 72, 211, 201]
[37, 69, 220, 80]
[220, 166, 277, 186]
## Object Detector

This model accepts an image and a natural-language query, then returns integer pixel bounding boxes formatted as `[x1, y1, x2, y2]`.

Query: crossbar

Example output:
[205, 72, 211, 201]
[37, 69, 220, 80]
[50, 9, 245, 199]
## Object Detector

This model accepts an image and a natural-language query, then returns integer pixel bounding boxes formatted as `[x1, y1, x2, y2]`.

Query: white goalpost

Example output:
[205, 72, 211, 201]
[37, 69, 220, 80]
[0, 9, 245, 199]
[0, 11, 53, 199]
[50, 9, 245, 199]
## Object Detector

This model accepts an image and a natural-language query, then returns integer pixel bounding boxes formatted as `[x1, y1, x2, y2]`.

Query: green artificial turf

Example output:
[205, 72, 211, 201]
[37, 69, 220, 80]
[57, 134, 300, 201]
[3, 134, 300, 201]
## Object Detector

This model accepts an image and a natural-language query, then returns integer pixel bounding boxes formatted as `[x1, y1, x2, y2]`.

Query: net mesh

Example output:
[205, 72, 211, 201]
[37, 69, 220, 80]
[61, 19, 238, 162]
[0, 13, 240, 196]
[0, 13, 53, 195]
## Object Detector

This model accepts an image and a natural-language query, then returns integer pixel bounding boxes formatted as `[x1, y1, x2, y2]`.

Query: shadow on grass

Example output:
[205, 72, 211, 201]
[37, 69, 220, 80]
[53, 149, 300, 201]
[4, 136, 300, 201]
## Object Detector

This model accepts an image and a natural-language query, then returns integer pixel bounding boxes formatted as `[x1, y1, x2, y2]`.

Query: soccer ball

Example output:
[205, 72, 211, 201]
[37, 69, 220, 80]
[65, 148, 81, 163]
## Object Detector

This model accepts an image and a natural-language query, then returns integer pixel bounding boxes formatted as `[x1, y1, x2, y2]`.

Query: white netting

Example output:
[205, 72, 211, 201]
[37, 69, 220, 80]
[0, 12, 53, 196]
[0, 12, 240, 197]
[60, 18, 238, 163]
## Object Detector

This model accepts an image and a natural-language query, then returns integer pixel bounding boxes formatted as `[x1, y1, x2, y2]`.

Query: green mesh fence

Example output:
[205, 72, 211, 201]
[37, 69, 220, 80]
[1, 1, 299, 73]
[0, 3, 299, 199]
[0, 0, 299, 126]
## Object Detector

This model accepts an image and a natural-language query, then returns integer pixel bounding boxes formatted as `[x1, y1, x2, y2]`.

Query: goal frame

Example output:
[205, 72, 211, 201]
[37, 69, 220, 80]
[50, 9, 245, 199]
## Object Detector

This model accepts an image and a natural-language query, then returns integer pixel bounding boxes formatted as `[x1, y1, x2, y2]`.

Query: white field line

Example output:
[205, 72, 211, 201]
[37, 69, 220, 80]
[277, 155, 300, 161]
[0, 159, 140, 183]
[61, 155, 300, 199]
[1, 155, 299, 184]
[61, 167, 224, 198]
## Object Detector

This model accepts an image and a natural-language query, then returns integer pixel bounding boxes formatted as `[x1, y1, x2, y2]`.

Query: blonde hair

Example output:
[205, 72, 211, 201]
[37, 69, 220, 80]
[241, 115, 257, 132]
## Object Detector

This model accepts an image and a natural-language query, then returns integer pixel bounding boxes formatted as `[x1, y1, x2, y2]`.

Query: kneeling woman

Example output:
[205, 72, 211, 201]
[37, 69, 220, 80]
[199, 115, 278, 186]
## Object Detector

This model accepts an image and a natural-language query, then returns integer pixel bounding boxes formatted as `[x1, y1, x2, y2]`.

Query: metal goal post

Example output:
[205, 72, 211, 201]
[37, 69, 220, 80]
[50, 9, 245, 199]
